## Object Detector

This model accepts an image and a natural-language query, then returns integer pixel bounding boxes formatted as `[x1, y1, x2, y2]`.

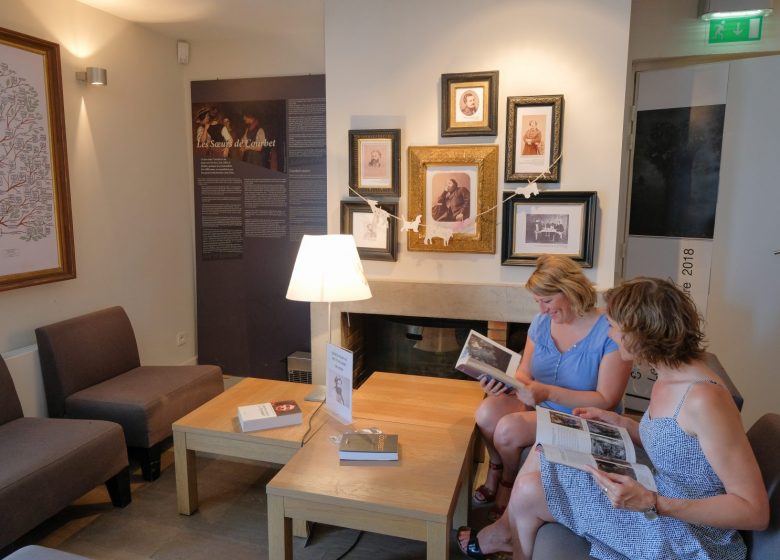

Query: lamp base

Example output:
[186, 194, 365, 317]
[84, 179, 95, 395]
[304, 384, 326, 402]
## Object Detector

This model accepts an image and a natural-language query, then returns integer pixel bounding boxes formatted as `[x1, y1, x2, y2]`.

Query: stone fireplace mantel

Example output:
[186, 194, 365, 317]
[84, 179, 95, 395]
[309, 279, 540, 383]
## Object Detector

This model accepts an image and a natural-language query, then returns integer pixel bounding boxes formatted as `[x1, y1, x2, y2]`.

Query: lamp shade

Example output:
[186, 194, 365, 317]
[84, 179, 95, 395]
[286, 234, 372, 303]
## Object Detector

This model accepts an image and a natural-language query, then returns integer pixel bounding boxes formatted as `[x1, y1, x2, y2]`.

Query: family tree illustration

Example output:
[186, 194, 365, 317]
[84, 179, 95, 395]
[0, 62, 54, 244]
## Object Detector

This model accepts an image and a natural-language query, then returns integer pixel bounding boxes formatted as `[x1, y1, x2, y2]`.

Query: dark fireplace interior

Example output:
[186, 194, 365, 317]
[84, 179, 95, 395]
[344, 313, 529, 387]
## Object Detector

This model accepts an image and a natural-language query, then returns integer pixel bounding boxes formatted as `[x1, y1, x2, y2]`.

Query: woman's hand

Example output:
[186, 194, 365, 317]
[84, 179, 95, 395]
[513, 380, 549, 407]
[479, 375, 515, 397]
[584, 465, 657, 513]
[573, 407, 632, 430]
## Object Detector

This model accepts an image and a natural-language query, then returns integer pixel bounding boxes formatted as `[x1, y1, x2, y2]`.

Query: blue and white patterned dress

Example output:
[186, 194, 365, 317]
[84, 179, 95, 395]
[540, 380, 746, 560]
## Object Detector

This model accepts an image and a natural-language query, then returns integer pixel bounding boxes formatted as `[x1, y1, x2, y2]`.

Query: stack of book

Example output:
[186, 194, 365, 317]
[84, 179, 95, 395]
[237, 400, 302, 432]
[339, 432, 399, 461]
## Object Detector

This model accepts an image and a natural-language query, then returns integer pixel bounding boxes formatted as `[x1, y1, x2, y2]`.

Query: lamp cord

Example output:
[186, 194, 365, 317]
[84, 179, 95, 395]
[301, 400, 325, 446]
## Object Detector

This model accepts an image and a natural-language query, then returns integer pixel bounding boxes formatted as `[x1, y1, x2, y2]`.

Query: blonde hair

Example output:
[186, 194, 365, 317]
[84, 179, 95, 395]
[604, 277, 705, 368]
[525, 255, 596, 316]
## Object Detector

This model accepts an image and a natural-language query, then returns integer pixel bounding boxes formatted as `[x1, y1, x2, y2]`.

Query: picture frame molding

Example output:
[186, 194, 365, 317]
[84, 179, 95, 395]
[340, 199, 398, 261]
[348, 128, 401, 197]
[0, 26, 75, 292]
[505, 94, 564, 183]
[407, 144, 498, 254]
[501, 191, 596, 267]
[441, 71, 499, 137]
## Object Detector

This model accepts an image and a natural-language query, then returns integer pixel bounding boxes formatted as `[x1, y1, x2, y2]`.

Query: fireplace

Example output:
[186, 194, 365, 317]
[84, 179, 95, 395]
[308, 279, 542, 385]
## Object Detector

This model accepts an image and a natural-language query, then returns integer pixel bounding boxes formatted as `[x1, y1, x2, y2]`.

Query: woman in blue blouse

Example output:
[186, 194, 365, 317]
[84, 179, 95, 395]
[469, 255, 632, 520]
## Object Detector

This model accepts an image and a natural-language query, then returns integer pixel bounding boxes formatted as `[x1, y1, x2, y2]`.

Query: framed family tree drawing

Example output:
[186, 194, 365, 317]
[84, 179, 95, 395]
[505, 95, 563, 182]
[441, 71, 498, 137]
[407, 145, 497, 253]
[0, 27, 75, 292]
[348, 129, 400, 196]
[340, 200, 397, 261]
[501, 191, 596, 267]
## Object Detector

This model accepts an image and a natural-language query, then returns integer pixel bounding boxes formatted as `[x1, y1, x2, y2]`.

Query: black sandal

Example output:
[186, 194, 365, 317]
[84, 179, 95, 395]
[457, 526, 491, 560]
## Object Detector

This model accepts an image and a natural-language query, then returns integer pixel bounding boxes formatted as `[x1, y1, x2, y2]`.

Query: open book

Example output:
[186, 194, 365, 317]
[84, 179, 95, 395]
[536, 406, 657, 491]
[455, 330, 524, 390]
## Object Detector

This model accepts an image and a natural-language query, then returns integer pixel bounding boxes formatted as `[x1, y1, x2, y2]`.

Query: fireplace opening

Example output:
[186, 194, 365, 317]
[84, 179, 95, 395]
[342, 313, 529, 387]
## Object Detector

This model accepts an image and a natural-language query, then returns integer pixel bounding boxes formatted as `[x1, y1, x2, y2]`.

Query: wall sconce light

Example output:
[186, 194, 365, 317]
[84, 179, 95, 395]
[75, 67, 108, 86]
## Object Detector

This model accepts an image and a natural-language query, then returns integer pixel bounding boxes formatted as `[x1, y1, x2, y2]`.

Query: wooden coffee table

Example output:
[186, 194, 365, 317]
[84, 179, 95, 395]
[172, 378, 328, 515]
[267, 373, 484, 559]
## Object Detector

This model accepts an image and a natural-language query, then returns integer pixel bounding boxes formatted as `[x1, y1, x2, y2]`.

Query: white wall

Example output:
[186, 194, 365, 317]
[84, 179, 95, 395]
[0, 0, 197, 403]
[325, 0, 631, 290]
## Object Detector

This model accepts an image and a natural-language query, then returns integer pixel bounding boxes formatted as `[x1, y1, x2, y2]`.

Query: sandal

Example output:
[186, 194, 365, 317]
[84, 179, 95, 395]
[457, 526, 492, 560]
[472, 462, 503, 504]
[487, 478, 514, 521]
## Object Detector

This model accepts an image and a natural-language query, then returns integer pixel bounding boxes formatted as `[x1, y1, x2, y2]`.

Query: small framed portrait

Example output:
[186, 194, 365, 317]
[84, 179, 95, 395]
[340, 200, 398, 261]
[501, 191, 596, 267]
[505, 95, 564, 183]
[348, 129, 401, 196]
[407, 145, 498, 253]
[441, 71, 499, 137]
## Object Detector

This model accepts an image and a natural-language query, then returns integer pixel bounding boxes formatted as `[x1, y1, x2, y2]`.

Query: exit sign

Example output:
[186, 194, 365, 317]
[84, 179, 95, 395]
[708, 17, 763, 43]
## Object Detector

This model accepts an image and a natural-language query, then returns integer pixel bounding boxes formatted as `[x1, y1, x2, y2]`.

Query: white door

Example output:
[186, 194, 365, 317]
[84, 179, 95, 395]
[706, 55, 780, 427]
[623, 56, 780, 427]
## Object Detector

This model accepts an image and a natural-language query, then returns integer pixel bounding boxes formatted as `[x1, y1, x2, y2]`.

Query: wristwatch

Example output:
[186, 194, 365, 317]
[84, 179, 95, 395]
[643, 494, 659, 521]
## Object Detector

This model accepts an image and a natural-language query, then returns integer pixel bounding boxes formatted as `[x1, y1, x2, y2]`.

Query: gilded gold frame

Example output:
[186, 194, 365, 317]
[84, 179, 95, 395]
[0, 27, 75, 291]
[407, 145, 497, 253]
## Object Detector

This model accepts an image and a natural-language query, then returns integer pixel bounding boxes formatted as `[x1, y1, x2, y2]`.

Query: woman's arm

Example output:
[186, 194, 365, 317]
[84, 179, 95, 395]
[589, 383, 769, 531]
[516, 350, 632, 413]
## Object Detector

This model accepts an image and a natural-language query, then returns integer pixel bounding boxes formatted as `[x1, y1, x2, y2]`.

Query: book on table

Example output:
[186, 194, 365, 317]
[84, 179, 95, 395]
[455, 329, 525, 390]
[237, 400, 302, 432]
[535, 406, 657, 491]
[339, 432, 399, 461]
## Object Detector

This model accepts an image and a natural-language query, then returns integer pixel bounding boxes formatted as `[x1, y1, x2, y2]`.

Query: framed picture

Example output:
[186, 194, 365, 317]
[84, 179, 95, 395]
[407, 145, 498, 253]
[441, 71, 499, 137]
[501, 191, 596, 267]
[505, 95, 563, 183]
[348, 129, 400, 196]
[0, 27, 75, 292]
[341, 200, 398, 261]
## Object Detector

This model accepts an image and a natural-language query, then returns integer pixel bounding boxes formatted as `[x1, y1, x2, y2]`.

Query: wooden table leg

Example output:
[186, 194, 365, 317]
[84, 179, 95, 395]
[268, 494, 292, 560]
[427, 520, 449, 560]
[453, 470, 469, 528]
[173, 431, 198, 515]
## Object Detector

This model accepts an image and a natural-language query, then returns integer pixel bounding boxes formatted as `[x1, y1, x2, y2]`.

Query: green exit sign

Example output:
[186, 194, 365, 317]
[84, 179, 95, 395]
[708, 16, 763, 43]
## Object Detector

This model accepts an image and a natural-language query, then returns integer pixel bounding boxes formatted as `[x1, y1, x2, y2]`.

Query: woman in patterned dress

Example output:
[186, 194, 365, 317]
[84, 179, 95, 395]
[487, 277, 768, 559]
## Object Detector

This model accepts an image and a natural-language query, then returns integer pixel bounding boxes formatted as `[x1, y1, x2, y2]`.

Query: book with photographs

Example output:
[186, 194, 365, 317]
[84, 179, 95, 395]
[455, 330, 525, 390]
[339, 432, 399, 461]
[536, 406, 657, 491]
[237, 400, 302, 432]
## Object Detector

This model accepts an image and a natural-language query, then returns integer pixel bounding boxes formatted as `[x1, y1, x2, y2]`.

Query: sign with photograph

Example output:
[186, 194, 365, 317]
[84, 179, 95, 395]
[326, 343, 353, 424]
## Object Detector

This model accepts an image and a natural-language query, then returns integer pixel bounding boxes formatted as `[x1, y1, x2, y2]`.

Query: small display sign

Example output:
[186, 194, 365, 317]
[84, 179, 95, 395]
[708, 16, 763, 44]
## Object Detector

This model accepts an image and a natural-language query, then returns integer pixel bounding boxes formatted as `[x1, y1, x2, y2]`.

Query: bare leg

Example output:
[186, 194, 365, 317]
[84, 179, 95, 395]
[492, 410, 538, 510]
[508, 451, 555, 559]
[474, 394, 526, 502]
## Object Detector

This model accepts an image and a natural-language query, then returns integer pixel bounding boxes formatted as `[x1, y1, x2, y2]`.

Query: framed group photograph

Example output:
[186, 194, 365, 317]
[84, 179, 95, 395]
[340, 200, 398, 261]
[441, 71, 499, 137]
[348, 129, 400, 196]
[505, 95, 563, 183]
[501, 191, 596, 267]
[0, 27, 75, 292]
[407, 145, 498, 253]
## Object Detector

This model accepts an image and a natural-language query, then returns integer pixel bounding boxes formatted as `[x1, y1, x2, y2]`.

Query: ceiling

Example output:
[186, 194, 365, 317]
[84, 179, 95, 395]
[75, 0, 324, 41]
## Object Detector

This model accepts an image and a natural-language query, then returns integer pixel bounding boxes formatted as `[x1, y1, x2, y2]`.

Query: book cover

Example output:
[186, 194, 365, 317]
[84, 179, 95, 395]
[455, 329, 524, 390]
[339, 432, 399, 461]
[237, 400, 303, 432]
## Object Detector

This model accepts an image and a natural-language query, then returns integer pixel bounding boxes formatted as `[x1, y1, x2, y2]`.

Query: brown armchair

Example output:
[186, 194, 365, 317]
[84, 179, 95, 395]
[35, 306, 223, 481]
[0, 355, 129, 550]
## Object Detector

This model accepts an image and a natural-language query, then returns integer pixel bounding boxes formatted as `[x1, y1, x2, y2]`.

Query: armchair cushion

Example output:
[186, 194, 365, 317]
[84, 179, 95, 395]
[65, 365, 224, 447]
[0, 356, 23, 425]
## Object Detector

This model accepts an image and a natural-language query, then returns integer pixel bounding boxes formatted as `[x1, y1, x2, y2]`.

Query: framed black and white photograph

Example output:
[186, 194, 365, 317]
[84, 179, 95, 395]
[505, 95, 563, 182]
[441, 71, 498, 137]
[348, 129, 400, 196]
[340, 200, 397, 261]
[501, 191, 596, 267]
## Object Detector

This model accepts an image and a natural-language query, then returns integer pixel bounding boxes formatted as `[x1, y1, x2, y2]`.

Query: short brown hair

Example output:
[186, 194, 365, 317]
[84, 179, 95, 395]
[525, 255, 596, 316]
[604, 277, 705, 368]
